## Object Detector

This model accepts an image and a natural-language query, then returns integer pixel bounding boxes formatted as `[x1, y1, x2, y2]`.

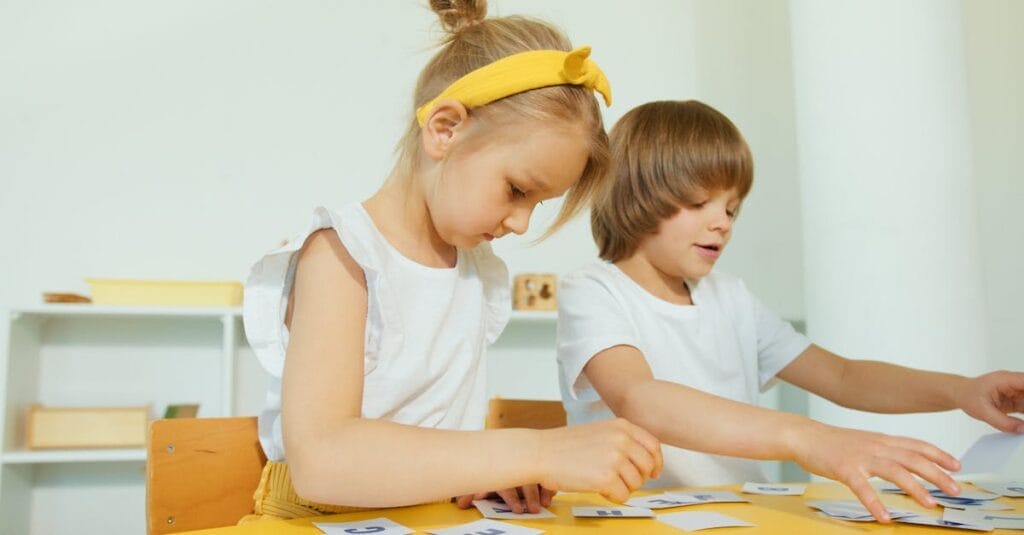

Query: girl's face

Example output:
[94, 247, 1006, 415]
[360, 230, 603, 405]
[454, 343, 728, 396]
[638, 188, 741, 281]
[427, 121, 590, 249]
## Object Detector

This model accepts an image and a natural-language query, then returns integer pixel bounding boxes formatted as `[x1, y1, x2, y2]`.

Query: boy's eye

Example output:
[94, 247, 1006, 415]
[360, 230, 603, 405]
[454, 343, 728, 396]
[509, 184, 527, 199]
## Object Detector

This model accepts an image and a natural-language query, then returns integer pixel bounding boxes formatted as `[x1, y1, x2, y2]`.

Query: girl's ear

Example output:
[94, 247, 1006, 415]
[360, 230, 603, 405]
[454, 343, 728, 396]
[421, 99, 469, 161]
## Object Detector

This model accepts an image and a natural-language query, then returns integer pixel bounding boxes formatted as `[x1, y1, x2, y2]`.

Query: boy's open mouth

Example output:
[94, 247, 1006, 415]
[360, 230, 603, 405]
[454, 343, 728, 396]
[696, 243, 721, 252]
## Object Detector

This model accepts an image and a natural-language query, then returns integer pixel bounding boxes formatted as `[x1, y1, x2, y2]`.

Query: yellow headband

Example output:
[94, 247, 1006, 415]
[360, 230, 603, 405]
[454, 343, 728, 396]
[415, 45, 612, 126]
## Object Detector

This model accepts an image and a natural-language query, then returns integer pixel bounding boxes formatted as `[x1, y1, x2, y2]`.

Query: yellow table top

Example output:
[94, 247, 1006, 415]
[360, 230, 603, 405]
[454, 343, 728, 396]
[184, 482, 1023, 534]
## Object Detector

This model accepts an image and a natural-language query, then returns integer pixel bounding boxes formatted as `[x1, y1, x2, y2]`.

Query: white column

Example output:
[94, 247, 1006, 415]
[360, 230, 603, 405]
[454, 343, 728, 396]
[789, 0, 989, 458]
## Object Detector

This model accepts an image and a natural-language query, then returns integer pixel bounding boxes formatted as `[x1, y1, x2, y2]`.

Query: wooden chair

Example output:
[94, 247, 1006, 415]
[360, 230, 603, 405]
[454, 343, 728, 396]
[146, 417, 266, 534]
[485, 398, 567, 430]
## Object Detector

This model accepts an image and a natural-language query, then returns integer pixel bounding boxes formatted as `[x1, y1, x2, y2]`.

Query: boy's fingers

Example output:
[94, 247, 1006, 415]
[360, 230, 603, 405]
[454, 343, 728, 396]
[882, 465, 936, 508]
[455, 494, 473, 508]
[888, 448, 958, 498]
[846, 477, 890, 523]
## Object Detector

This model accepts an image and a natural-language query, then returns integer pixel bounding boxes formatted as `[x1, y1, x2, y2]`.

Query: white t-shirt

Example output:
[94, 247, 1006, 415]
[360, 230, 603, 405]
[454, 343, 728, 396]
[557, 261, 811, 487]
[243, 203, 511, 461]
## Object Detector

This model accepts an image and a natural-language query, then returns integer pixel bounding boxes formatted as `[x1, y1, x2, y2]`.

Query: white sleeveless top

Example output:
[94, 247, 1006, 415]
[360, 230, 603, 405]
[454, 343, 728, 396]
[243, 203, 511, 461]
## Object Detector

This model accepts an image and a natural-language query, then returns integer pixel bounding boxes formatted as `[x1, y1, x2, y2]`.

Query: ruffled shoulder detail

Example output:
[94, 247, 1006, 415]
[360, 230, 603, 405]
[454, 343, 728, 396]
[242, 204, 398, 378]
[466, 242, 511, 345]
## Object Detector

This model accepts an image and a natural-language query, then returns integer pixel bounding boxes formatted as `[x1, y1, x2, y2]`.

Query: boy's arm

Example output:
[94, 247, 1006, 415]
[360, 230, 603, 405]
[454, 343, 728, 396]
[777, 344, 1024, 433]
[585, 344, 960, 522]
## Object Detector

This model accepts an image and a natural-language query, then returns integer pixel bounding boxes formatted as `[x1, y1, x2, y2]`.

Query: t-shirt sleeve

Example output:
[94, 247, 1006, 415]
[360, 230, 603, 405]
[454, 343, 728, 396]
[557, 270, 640, 400]
[745, 282, 812, 389]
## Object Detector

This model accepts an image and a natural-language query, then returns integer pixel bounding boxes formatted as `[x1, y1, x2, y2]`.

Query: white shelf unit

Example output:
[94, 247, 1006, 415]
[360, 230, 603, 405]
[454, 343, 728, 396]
[0, 304, 243, 535]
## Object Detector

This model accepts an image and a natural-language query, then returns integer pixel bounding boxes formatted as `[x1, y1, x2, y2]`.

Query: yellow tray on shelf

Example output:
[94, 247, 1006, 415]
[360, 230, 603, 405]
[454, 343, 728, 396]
[86, 278, 243, 307]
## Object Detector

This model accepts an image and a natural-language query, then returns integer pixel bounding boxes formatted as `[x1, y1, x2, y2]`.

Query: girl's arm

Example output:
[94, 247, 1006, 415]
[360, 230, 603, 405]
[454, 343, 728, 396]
[777, 344, 1024, 433]
[584, 344, 960, 523]
[281, 230, 662, 507]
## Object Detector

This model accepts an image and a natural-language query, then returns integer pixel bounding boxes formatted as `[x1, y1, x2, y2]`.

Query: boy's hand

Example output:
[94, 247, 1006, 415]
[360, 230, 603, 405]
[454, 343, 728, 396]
[957, 370, 1024, 433]
[454, 485, 555, 513]
[793, 423, 960, 523]
[535, 418, 663, 503]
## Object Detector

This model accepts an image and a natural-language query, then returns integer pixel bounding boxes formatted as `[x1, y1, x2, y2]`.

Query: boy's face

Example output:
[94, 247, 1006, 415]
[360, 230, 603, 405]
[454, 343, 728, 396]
[638, 188, 741, 281]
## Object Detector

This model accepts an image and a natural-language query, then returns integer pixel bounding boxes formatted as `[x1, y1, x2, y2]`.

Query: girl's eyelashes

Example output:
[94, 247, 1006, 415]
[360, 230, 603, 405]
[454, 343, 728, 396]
[509, 183, 528, 200]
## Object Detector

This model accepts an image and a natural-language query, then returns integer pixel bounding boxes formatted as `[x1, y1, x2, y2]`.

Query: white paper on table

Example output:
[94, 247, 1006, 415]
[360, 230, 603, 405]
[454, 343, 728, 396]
[957, 432, 1024, 475]
[425, 518, 544, 535]
[741, 482, 805, 495]
[805, 499, 915, 521]
[669, 490, 748, 504]
[472, 499, 557, 520]
[897, 514, 993, 532]
[627, 493, 702, 509]
[972, 480, 1024, 498]
[314, 517, 413, 535]
[936, 497, 1013, 511]
[571, 505, 655, 518]
[657, 511, 754, 532]
[946, 509, 1024, 530]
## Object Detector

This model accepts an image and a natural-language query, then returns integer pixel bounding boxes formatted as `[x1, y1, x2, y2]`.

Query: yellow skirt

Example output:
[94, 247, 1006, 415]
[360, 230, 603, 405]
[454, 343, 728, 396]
[238, 460, 450, 524]
[238, 461, 371, 523]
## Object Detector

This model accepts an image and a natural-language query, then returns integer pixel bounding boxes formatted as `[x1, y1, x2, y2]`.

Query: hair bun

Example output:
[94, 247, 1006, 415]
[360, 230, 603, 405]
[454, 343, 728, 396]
[430, 0, 487, 34]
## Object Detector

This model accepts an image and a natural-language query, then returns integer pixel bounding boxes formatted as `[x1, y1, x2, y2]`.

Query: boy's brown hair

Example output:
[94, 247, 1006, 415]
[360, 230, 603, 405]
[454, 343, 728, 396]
[591, 100, 753, 262]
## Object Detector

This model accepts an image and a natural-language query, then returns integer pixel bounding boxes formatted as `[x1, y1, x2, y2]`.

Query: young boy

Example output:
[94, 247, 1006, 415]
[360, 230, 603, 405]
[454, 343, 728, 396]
[557, 100, 1024, 522]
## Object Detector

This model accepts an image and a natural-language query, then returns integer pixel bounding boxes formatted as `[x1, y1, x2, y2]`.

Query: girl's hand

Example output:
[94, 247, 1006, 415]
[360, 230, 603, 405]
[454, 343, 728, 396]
[535, 418, 663, 503]
[793, 423, 960, 523]
[957, 370, 1024, 433]
[454, 485, 555, 513]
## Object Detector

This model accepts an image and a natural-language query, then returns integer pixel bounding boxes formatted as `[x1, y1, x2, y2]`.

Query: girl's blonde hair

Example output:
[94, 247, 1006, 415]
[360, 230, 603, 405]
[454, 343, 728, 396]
[396, 0, 609, 237]
[592, 100, 754, 262]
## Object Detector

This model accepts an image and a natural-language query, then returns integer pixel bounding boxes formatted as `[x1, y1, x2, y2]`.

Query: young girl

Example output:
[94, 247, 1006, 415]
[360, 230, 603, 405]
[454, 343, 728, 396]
[241, 1, 662, 521]
[557, 100, 1024, 522]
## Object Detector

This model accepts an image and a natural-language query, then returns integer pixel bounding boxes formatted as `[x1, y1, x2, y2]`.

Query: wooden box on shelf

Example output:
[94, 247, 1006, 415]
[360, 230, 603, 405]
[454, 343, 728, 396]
[512, 273, 557, 311]
[26, 405, 149, 449]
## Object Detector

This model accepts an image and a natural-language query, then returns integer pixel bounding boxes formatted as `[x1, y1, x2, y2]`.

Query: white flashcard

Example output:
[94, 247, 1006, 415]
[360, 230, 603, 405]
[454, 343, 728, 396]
[948, 511, 1024, 530]
[944, 509, 1024, 530]
[935, 496, 1013, 511]
[973, 480, 1024, 498]
[741, 482, 805, 495]
[472, 499, 556, 520]
[957, 432, 1024, 475]
[896, 514, 993, 532]
[627, 493, 701, 509]
[571, 506, 655, 518]
[426, 518, 544, 535]
[934, 490, 1002, 501]
[669, 490, 748, 504]
[314, 517, 414, 535]
[657, 511, 754, 532]
[805, 499, 915, 521]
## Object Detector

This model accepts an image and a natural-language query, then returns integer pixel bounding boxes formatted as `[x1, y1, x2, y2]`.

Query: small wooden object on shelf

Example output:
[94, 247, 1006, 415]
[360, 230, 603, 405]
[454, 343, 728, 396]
[512, 273, 558, 311]
[27, 405, 149, 449]
[163, 403, 200, 419]
[42, 292, 91, 304]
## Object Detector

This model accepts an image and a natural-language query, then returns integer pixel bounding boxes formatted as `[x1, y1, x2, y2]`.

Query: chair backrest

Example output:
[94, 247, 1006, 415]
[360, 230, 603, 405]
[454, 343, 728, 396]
[146, 417, 266, 534]
[485, 398, 567, 430]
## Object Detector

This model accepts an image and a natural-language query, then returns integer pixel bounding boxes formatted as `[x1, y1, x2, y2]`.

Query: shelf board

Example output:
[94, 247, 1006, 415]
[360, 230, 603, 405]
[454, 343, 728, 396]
[1, 447, 146, 464]
[509, 310, 557, 322]
[11, 304, 242, 319]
